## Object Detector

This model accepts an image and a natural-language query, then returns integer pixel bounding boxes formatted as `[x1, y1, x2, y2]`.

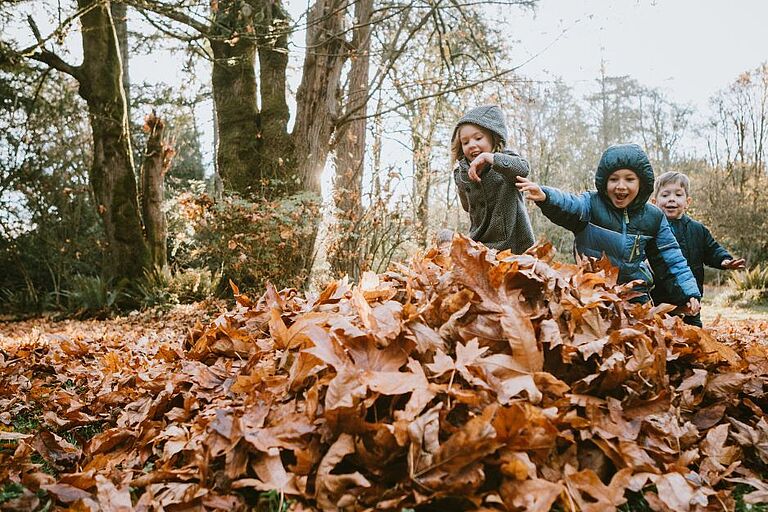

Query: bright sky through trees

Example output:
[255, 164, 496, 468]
[510, 0, 768, 117]
[8, 0, 767, 168]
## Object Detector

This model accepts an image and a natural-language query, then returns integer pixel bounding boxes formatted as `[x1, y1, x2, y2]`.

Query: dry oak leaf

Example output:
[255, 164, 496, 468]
[231, 448, 300, 495]
[729, 417, 768, 465]
[314, 434, 371, 511]
[651, 472, 709, 512]
[95, 475, 132, 512]
[499, 477, 564, 512]
[564, 467, 632, 512]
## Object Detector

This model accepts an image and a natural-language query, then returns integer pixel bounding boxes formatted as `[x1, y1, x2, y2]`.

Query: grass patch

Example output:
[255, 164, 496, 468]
[251, 490, 293, 512]
[620, 489, 653, 511]
[702, 285, 768, 322]
[734, 483, 768, 512]
[61, 422, 104, 447]
[31, 453, 59, 477]
[12, 409, 41, 434]
[0, 483, 24, 504]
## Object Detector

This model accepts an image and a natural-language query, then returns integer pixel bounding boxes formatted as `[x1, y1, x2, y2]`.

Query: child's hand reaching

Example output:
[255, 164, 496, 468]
[683, 297, 701, 316]
[467, 153, 494, 182]
[515, 176, 547, 202]
[721, 258, 746, 270]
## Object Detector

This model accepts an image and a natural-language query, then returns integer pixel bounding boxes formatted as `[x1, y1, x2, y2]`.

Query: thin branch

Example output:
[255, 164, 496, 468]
[24, 15, 83, 82]
[344, 65, 526, 123]
[18, 3, 100, 56]
[124, 0, 211, 34]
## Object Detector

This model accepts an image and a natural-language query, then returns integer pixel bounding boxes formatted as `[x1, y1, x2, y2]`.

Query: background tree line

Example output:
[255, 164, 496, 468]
[1, 1, 766, 316]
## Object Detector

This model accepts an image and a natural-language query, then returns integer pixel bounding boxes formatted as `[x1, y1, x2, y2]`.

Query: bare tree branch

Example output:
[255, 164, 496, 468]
[24, 16, 84, 82]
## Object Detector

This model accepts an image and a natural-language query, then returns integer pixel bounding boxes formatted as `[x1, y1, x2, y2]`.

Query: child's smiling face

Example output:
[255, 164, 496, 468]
[606, 168, 640, 209]
[458, 124, 494, 161]
[653, 181, 692, 220]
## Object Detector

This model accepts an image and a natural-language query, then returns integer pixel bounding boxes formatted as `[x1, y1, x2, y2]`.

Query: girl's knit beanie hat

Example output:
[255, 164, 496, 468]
[453, 105, 508, 143]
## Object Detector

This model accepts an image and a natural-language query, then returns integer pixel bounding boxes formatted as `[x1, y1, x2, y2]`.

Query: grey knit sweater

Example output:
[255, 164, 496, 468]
[453, 150, 535, 253]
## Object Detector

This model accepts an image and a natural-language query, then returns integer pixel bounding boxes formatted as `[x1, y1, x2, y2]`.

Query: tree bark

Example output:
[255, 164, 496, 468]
[140, 111, 173, 269]
[292, 0, 348, 195]
[330, 0, 373, 276]
[78, 0, 149, 281]
[255, 0, 294, 196]
[25, 1, 149, 281]
[111, 3, 130, 119]
[209, 1, 261, 196]
[412, 129, 432, 248]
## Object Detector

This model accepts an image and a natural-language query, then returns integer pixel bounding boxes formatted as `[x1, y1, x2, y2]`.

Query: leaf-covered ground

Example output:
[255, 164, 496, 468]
[1, 237, 767, 511]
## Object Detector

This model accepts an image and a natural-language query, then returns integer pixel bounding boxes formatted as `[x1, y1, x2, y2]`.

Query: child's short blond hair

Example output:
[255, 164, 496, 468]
[450, 124, 505, 163]
[654, 171, 691, 198]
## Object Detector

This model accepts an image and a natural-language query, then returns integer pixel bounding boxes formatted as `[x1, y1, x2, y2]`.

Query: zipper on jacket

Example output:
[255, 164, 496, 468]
[629, 234, 640, 261]
[622, 210, 630, 260]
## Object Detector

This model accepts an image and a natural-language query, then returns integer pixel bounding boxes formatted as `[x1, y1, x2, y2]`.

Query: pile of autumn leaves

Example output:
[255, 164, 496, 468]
[2, 236, 768, 511]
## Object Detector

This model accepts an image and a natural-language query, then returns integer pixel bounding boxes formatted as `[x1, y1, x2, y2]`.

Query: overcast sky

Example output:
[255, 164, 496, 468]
[507, 0, 768, 111]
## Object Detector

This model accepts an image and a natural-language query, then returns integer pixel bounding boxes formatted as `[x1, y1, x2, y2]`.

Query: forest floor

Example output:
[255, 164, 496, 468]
[1, 273, 767, 511]
[2, 288, 765, 353]
[701, 285, 768, 323]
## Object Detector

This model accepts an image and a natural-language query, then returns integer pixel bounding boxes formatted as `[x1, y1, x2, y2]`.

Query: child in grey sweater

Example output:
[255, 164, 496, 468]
[451, 105, 535, 254]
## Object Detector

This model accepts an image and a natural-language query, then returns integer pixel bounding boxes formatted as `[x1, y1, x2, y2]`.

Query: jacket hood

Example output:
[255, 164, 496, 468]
[452, 105, 508, 143]
[594, 143, 655, 210]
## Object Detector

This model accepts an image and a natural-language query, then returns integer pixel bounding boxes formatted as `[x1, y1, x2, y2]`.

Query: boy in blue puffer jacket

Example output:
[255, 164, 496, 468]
[516, 143, 701, 312]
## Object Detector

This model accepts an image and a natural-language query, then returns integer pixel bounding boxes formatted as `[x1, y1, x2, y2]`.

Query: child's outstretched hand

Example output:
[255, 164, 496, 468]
[721, 258, 746, 270]
[515, 176, 546, 202]
[683, 297, 701, 316]
[467, 153, 494, 182]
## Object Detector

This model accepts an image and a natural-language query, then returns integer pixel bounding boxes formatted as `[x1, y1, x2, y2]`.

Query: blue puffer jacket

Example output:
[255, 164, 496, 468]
[537, 143, 700, 304]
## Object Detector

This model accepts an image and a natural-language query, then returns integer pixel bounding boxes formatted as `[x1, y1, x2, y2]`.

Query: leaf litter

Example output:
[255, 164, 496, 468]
[1, 236, 767, 511]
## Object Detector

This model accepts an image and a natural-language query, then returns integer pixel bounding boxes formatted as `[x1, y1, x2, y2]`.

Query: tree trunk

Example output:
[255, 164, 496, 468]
[140, 111, 172, 269]
[111, 3, 130, 119]
[78, 0, 149, 281]
[208, 0, 300, 199]
[209, 1, 261, 196]
[255, 0, 294, 197]
[412, 130, 432, 248]
[286, 0, 349, 279]
[330, 0, 373, 276]
[292, 0, 348, 195]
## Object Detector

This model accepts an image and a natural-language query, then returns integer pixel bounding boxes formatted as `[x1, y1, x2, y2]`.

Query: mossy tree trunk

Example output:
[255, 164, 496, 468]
[206, 0, 348, 281]
[27, 0, 150, 282]
[78, 0, 149, 281]
[212, 0, 347, 198]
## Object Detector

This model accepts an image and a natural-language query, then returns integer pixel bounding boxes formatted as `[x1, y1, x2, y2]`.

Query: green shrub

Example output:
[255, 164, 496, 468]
[0, 286, 51, 316]
[131, 266, 222, 309]
[168, 266, 222, 302]
[729, 264, 768, 291]
[720, 264, 768, 307]
[60, 275, 126, 318]
[131, 267, 176, 309]
[168, 191, 321, 294]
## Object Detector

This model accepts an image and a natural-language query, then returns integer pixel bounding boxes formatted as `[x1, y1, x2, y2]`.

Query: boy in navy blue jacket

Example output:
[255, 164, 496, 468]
[650, 171, 745, 326]
[516, 144, 701, 313]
